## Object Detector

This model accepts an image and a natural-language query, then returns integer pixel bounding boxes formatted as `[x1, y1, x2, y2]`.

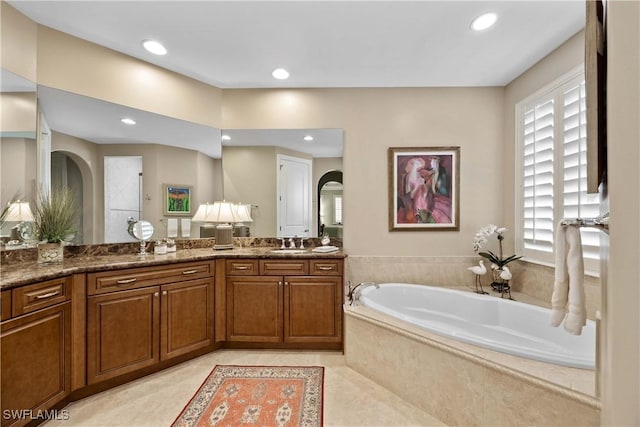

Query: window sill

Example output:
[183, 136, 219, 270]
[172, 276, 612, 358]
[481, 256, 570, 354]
[519, 257, 600, 279]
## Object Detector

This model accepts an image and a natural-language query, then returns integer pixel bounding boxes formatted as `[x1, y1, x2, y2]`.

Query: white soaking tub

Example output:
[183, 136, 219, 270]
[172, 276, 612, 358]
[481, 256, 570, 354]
[359, 283, 595, 369]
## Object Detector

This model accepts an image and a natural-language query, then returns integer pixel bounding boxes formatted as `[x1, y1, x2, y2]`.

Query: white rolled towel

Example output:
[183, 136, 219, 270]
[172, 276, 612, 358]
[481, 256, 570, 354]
[550, 222, 587, 335]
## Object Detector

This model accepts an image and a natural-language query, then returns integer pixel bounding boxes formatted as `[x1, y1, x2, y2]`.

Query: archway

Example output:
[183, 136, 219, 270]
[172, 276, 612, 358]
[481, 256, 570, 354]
[317, 170, 343, 237]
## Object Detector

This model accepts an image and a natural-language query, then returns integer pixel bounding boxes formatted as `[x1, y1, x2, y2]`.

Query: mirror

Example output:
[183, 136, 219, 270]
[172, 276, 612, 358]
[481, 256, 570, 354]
[221, 129, 343, 238]
[127, 218, 154, 255]
[128, 218, 154, 241]
[3, 84, 344, 246]
[0, 68, 37, 241]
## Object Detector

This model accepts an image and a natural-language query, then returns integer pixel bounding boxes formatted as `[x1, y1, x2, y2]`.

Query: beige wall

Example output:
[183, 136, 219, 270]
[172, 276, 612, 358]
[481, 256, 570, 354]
[601, 1, 640, 424]
[0, 2, 37, 82]
[222, 87, 504, 255]
[222, 146, 278, 237]
[36, 26, 222, 129]
[0, 92, 37, 133]
[0, 136, 36, 200]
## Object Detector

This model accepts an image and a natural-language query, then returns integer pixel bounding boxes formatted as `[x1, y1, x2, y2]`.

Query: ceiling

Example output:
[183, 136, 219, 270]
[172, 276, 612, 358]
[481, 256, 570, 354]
[8, 1, 585, 88]
[37, 86, 223, 158]
[7, 1, 584, 159]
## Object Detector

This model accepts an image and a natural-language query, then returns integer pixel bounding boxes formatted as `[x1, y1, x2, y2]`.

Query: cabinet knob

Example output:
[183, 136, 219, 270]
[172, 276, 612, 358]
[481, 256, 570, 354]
[154, 292, 159, 297]
[284, 281, 289, 286]
[278, 281, 282, 286]
[162, 291, 167, 296]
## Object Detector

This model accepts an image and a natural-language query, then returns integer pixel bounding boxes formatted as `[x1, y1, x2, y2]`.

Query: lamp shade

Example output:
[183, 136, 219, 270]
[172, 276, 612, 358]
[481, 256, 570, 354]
[211, 201, 237, 223]
[235, 204, 253, 223]
[5, 201, 34, 222]
[192, 203, 216, 222]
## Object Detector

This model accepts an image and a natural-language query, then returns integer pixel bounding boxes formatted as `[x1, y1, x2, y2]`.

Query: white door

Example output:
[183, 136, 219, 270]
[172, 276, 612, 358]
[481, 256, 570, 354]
[277, 155, 312, 238]
[104, 156, 143, 243]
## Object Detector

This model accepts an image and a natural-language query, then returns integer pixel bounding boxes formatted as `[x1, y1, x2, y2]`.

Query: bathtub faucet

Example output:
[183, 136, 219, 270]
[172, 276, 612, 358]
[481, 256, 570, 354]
[347, 281, 379, 306]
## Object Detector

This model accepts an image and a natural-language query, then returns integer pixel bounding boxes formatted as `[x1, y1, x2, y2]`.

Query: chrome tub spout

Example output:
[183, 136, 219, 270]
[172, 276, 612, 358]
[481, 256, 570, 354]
[347, 281, 379, 306]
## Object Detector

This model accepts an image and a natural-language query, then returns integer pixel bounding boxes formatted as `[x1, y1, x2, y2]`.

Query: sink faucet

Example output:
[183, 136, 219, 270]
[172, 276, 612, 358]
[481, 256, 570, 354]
[289, 236, 297, 249]
[346, 282, 379, 306]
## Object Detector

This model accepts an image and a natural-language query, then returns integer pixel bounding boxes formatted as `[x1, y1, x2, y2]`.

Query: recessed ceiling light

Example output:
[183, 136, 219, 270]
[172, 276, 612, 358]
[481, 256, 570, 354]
[121, 117, 136, 125]
[471, 12, 498, 31]
[303, 135, 314, 142]
[272, 68, 290, 80]
[221, 134, 231, 141]
[143, 40, 167, 55]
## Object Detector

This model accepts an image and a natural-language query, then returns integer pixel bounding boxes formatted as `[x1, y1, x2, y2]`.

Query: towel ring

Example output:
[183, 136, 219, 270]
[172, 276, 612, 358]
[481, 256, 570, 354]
[560, 212, 609, 235]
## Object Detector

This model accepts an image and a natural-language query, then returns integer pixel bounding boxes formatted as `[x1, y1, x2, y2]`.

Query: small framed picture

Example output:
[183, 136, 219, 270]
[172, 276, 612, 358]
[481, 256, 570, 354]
[388, 146, 460, 231]
[163, 184, 193, 216]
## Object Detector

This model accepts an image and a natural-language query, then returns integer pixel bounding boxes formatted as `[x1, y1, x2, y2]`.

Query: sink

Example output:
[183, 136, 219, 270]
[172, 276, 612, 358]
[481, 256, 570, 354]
[269, 249, 307, 254]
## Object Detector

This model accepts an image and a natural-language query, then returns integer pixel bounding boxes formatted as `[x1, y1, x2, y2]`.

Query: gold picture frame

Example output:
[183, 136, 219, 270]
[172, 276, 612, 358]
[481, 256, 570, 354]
[388, 146, 460, 231]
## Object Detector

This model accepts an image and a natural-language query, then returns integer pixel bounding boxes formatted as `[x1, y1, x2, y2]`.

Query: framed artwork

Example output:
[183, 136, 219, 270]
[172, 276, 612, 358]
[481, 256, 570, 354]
[388, 146, 460, 231]
[163, 184, 193, 216]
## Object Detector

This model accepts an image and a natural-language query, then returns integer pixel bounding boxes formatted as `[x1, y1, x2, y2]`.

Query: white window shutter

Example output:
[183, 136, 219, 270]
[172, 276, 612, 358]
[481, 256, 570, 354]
[522, 98, 555, 253]
[562, 80, 600, 262]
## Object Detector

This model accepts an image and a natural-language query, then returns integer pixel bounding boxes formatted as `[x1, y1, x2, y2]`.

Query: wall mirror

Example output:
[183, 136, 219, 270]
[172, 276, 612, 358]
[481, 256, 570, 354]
[0, 68, 37, 238]
[1, 84, 343, 246]
[221, 129, 343, 239]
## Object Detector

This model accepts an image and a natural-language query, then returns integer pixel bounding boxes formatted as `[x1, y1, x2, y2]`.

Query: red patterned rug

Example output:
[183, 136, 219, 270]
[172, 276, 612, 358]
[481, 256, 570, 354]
[172, 365, 324, 427]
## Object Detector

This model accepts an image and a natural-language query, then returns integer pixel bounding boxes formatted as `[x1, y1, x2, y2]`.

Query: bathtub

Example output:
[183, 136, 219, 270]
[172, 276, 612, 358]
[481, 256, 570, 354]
[359, 283, 595, 370]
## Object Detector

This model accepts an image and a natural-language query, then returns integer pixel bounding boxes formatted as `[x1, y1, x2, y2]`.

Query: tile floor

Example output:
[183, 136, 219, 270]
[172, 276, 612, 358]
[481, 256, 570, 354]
[44, 350, 446, 427]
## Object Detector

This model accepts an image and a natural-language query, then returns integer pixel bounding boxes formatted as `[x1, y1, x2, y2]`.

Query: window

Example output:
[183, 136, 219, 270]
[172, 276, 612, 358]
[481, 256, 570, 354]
[333, 195, 342, 225]
[516, 68, 600, 273]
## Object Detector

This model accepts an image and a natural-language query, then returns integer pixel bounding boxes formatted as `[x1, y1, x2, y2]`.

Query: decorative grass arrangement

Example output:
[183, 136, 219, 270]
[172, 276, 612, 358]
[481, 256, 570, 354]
[34, 188, 77, 243]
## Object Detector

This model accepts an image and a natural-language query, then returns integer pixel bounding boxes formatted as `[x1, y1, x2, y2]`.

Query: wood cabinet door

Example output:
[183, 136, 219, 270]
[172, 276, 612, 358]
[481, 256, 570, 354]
[161, 278, 214, 360]
[284, 276, 342, 343]
[87, 287, 160, 384]
[1, 302, 71, 427]
[226, 276, 283, 342]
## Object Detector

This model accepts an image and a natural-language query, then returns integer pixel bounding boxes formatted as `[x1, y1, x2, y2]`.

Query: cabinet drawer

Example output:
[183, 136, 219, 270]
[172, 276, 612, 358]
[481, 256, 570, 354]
[1, 290, 11, 321]
[260, 260, 309, 276]
[12, 276, 71, 316]
[88, 261, 213, 295]
[226, 259, 259, 275]
[310, 259, 343, 276]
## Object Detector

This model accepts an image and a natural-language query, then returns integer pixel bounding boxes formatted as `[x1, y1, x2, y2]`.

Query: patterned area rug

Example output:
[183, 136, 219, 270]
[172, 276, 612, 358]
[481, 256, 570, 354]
[172, 365, 324, 427]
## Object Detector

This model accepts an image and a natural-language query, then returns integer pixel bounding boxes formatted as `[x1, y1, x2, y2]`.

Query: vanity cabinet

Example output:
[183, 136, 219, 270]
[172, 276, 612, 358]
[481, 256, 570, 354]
[1, 277, 72, 427]
[86, 261, 214, 384]
[226, 258, 343, 348]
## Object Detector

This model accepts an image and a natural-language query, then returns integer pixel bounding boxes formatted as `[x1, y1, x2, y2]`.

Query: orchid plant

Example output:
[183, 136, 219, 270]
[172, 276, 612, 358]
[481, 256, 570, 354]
[473, 224, 522, 269]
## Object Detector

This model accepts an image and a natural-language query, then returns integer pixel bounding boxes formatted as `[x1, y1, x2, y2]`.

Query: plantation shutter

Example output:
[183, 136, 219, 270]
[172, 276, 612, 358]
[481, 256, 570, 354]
[523, 96, 555, 253]
[562, 80, 600, 261]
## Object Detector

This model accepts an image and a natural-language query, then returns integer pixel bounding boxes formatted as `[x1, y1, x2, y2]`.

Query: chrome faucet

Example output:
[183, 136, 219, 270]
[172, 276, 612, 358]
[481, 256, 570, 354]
[346, 281, 379, 306]
[289, 236, 297, 249]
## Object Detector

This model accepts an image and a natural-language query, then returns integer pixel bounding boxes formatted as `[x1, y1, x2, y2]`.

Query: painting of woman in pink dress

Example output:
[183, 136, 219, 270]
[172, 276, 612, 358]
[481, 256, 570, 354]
[390, 147, 459, 231]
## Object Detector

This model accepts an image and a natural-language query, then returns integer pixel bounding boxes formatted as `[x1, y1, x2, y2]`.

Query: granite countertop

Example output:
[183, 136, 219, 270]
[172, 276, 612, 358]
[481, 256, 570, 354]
[0, 246, 346, 291]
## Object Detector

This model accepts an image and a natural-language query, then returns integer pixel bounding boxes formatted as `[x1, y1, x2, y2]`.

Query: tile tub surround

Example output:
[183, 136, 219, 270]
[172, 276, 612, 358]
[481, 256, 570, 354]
[346, 256, 601, 320]
[345, 306, 600, 427]
[513, 260, 601, 320]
